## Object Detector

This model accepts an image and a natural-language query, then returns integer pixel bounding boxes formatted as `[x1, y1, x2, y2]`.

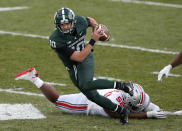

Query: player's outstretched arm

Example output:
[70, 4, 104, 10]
[129, 110, 166, 119]
[158, 51, 182, 82]
[170, 51, 182, 68]
[104, 109, 166, 119]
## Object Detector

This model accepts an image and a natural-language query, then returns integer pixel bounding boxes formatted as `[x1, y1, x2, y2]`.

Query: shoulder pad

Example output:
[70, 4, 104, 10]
[75, 16, 89, 33]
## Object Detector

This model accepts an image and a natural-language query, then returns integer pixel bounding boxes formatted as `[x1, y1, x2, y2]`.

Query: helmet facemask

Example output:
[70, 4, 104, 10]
[125, 93, 134, 107]
[54, 8, 75, 34]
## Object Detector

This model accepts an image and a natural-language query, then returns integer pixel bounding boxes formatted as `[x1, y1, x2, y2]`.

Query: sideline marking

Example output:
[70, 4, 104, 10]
[0, 30, 178, 55]
[111, 0, 182, 8]
[0, 6, 29, 12]
[0, 104, 46, 120]
[152, 72, 181, 77]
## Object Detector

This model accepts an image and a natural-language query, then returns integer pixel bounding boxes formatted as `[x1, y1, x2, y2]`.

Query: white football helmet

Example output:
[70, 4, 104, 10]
[132, 83, 145, 108]
[125, 83, 145, 112]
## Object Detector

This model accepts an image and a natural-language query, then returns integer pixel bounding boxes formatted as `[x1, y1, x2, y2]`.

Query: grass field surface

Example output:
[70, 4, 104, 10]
[0, 0, 182, 130]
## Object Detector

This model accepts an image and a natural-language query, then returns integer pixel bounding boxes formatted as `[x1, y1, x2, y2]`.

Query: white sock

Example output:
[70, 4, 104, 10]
[32, 77, 44, 88]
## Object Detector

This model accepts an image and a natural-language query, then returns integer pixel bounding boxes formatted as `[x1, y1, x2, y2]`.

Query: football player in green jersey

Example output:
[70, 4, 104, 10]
[49, 7, 133, 125]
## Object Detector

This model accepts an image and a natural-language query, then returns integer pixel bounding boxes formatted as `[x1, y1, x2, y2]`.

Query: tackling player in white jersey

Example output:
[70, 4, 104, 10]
[15, 67, 166, 124]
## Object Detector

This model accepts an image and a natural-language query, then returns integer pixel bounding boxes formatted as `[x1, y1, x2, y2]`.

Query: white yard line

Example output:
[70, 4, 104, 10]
[0, 30, 48, 39]
[0, 6, 29, 12]
[0, 80, 67, 97]
[0, 104, 46, 120]
[111, 0, 182, 8]
[97, 42, 178, 55]
[152, 72, 181, 77]
[94, 76, 122, 81]
[164, 110, 182, 116]
[0, 30, 178, 55]
[0, 88, 44, 97]
[44, 81, 66, 86]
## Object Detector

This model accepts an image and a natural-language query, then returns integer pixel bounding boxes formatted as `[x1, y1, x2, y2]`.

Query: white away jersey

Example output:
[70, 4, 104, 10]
[54, 89, 150, 116]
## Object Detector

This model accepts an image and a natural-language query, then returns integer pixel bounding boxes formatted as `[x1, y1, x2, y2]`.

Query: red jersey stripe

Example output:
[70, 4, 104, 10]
[139, 86, 144, 105]
[55, 102, 87, 110]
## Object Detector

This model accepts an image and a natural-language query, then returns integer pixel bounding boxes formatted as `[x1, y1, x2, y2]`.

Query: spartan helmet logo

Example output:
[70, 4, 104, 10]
[54, 7, 75, 33]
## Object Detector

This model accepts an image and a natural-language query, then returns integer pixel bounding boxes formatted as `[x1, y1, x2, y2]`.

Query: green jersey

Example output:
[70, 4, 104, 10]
[49, 11, 120, 113]
[49, 16, 89, 67]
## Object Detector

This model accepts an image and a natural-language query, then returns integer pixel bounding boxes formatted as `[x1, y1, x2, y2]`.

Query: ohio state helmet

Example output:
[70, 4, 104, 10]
[54, 8, 75, 33]
[125, 83, 146, 111]
[130, 83, 145, 111]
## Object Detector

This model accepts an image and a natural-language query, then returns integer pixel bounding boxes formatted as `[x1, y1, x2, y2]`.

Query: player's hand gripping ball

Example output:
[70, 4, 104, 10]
[96, 24, 110, 41]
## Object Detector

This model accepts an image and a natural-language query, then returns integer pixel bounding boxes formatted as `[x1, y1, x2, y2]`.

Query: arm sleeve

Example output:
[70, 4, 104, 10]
[55, 45, 75, 58]
[143, 94, 160, 112]
[144, 102, 160, 112]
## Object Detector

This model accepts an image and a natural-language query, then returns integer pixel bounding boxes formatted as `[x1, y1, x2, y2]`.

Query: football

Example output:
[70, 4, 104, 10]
[96, 24, 110, 41]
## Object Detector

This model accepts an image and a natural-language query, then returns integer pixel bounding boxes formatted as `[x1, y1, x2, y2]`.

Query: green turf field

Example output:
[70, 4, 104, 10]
[0, 0, 182, 130]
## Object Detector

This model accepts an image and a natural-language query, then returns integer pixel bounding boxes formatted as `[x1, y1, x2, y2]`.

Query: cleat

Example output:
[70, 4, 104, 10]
[115, 81, 134, 96]
[15, 67, 38, 82]
[122, 82, 134, 96]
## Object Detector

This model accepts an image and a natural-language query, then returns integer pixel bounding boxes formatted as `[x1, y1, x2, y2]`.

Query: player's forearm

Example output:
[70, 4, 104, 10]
[129, 112, 147, 119]
[104, 109, 148, 119]
[70, 44, 93, 62]
[171, 51, 182, 68]
[70, 28, 102, 62]
[87, 17, 98, 28]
